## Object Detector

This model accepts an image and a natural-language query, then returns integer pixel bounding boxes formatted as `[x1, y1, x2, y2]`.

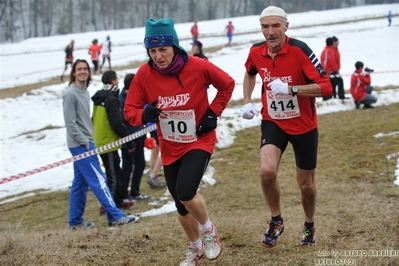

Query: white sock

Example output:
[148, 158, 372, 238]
[149, 173, 157, 179]
[199, 218, 212, 231]
[190, 238, 202, 250]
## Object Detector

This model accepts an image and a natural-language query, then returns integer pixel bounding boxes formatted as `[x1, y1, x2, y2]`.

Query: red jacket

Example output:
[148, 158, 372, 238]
[320, 46, 339, 74]
[244, 36, 332, 135]
[191, 24, 198, 37]
[350, 70, 371, 101]
[124, 55, 234, 165]
[88, 44, 101, 60]
[331, 46, 341, 71]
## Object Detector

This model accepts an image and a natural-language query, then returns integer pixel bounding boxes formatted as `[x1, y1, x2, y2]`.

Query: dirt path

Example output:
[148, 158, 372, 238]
[0, 61, 145, 99]
[0, 46, 225, 100]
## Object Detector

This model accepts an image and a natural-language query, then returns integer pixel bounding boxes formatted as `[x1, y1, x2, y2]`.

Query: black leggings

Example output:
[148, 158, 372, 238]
[163, 149, 211, 216]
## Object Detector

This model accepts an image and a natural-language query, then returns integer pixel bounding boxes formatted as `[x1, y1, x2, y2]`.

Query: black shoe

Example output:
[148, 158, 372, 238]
[354, 101, 360, 109]
[363, 104, 374, 109]
[340, 97, 349, 100]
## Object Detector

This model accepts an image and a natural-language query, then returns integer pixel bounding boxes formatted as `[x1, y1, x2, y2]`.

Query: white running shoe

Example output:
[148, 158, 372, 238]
[201, 224, 222, 260]
[109, 215, 139, 226]
[180, 244, 204, 266]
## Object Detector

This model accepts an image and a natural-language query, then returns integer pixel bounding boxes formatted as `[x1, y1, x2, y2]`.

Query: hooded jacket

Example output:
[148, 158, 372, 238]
[92, 89, 135, 154]
[350, 70, 371, 101]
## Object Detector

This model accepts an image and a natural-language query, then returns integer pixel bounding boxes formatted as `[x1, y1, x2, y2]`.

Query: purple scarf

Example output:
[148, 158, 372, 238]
[152, 53, 186, 76]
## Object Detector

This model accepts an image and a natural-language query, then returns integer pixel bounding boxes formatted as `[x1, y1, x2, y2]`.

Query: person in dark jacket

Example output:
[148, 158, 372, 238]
[191, 40, 208, 60]
[119, 73, 150, 201]
[191, 40, 210, 90]
[61, 39, 74, 81]
[91, 70, 135, 213]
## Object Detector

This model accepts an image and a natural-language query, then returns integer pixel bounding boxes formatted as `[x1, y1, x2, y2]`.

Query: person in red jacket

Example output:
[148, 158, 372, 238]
[124, 18, 234, 265]
[320, 37, 344, 100]
[190, 21, 199, 42]
[350, 61, 377, 109]
[225, 21, 234, 46]
[320, 38, 334, 75]
[320, 36, 345, 100]
[240, 6, 332, 249]
[88, 39, 101, 75]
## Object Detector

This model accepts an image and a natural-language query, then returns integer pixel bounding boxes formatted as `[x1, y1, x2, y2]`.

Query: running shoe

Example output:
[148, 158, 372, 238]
[201, 224, 222, 260]
[146, 176, 166, 188]
[109, 215, 139, 226]
[179, 244, 204, 266]
[68, 222, 94, 230]
[261, 220, 284, 248]
[131, 194, 150, 201]
[302, 226, 316, 247]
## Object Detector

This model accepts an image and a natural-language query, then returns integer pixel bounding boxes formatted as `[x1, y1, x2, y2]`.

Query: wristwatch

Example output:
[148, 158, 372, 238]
[291, 85, 299, 96]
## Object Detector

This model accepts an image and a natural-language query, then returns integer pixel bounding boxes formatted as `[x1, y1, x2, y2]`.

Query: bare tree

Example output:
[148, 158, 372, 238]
[40, 0, 54, 36]
[188, 0, 198, 22]
[67, 0, 73, 33]
[0, 0, 9, 22]
[17, 0, 28, 39]
[3, 0, 15, 41]
[0, 0, 380, 43]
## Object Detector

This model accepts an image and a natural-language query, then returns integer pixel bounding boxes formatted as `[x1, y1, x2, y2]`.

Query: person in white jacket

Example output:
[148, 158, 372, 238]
[100, 36, 112, 72]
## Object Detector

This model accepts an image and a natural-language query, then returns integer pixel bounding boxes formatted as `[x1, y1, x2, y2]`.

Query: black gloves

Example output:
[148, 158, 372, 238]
[196, 108, 217, 136]
[142, 100, 162, 123]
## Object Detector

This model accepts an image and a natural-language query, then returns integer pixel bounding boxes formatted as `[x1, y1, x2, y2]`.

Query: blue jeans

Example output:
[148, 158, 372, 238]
[68, 142, 125, 226]
[360, 86, 377, 105]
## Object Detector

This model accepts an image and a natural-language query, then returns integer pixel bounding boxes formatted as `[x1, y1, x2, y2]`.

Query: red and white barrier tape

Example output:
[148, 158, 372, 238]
[340, 70, 399, 77]
[0, 124, 157, 185]
[233, 70, 399, 85]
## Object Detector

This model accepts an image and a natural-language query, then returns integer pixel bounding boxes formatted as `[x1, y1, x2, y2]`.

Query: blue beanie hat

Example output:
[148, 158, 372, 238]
[144, 18, 187, 59]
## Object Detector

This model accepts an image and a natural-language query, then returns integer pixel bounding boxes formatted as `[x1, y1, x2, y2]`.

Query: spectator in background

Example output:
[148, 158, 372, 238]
[61, 39, 74, 81]
[100, 36, 112, 72]
[191, 40, 210, 90]
[225, 21, 234, 47]
[191, 40, 208, 60]
[91, 70, 135, 214]
[330, 36, 347, 99]
[350, 61, 377, 109]
[320, 37, 342, 100]
[387, 11, 392, 26]
[241, 6, 332, 248]
[124, 17, 234, 265]
[119, 73, 150, 201]
[191, 21, 199, 42]
[88, 39, 101, 75]
[63, 59, 138, 227]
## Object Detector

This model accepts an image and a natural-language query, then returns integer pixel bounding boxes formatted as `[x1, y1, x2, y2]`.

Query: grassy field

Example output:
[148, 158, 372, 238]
[1, 102, 398, 265]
